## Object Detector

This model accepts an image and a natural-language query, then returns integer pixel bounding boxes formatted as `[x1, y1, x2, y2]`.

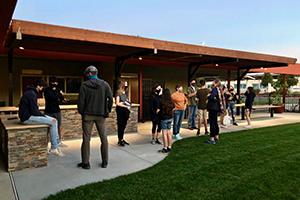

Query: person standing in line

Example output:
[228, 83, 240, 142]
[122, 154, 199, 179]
[219, 85, 228, 128]
[77, 66, 113, 169]
[44, 76, 67, 147]
[171, 84, 187, 140]
[205, 79, 223, 144]
[18, 79, 63, 156]
[150, 85, 162, 145]
[227, 86, 239, 126]
[159, 88, 175, 153]
[196, 79, 210, 136]
[187, 79, 198, 130]
[244, 86, 256, 128]
[115, 81, 131, 147]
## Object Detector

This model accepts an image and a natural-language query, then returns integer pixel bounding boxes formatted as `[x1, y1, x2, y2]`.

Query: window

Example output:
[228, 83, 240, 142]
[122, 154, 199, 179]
[253, 83, 260, 89]
[66, 78, 82, 93]
[55, 78, 66, 92]
[21, 75, 83, 95]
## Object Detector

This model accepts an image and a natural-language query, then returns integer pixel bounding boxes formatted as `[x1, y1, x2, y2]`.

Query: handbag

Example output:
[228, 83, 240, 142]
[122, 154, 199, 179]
[223, 113, 231, 126]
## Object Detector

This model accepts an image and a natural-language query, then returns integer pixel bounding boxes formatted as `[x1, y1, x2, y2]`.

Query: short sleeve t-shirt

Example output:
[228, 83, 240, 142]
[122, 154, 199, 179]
[244, 91, 256, 109]
[116, 90, 127, 103]
[196, 88, 210, 109]
[171, 92, 187, 110]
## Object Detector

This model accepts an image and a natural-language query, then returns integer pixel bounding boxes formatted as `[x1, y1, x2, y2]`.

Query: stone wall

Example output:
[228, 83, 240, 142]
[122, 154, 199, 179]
[0, 121, 49, 172]
[61, 106, 138, 140]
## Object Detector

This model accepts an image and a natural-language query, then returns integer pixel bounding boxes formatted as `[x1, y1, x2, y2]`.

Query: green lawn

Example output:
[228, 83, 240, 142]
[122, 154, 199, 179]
[46, 124, 300, 200]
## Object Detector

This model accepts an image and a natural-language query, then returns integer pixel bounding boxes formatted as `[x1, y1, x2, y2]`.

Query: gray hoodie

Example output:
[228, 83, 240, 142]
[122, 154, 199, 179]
[78, 78, 113, 117]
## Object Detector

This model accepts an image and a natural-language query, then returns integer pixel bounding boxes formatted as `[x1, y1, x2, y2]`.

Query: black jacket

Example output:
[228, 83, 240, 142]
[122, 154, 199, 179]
[150, 94, 161, 120]
[77, 78, 113, 117]
[44, 87, 64, 113]
[207, 87, 221, 112]
[18, 86, 44, 122]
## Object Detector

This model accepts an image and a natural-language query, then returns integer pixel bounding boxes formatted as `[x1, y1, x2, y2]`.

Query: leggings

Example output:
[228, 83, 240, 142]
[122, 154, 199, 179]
[152, 116, 162, 134]
[116, 106, 130, 141]
[209, 110, 219, 137]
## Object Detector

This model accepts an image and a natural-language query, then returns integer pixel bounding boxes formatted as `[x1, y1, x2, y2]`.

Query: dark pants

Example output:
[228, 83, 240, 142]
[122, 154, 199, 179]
[116, 106, 130, 141]
[81, 115, 108, 164]
[45, 112, 62, 137]
[209, 110, 219, 137]
[152, 116, 161, 134]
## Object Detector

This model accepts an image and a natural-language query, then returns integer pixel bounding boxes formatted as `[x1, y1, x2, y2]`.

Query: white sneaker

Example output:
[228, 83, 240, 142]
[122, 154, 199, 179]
[48, 148, 64, 157]
[58, 142, 68, 148]
[175, 134, 183, 140]
[151, 139, 156, 145]
[220, 124, 227, 128]
[244, 125, 252, 128]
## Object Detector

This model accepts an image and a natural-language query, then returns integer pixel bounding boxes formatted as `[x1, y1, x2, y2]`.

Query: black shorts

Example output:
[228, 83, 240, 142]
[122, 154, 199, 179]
[245, 105, 253, 112]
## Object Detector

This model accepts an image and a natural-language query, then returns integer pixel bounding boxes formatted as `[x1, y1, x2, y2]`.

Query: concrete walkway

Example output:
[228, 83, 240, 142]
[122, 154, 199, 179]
[1, 112, 300, 200]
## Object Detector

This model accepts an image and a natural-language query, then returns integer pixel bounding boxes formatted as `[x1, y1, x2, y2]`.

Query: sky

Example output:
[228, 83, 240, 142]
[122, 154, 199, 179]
[13, 0, 300, 61]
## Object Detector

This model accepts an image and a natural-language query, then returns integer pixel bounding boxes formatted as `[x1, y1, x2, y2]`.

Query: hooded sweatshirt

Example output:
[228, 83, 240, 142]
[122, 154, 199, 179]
[77, 78, 113, 117]
[18, 86, 44, 122]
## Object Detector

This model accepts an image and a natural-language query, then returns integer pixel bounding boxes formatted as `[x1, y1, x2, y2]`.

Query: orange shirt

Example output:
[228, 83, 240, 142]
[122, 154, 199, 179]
[171, 91, 187, 110]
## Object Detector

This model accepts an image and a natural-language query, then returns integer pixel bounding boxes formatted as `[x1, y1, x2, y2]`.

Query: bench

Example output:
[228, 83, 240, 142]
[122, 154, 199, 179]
[0, 118, 49, 172]
[235, 104, 282, 120]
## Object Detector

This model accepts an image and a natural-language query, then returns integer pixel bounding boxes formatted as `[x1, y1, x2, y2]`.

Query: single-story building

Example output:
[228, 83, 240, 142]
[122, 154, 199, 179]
[0, 0, 297, 121]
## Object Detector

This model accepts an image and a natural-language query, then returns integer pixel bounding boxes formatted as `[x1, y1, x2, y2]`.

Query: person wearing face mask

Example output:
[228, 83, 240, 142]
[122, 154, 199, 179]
[44, 76, 66, 147]
[205, 79, 223, 144]
[227, 86, 239, 126]
[187, 79, 198, 130]
[150, 85, 162, 145]
[77, 66, 113, 169]
[171, 84, 187, 140]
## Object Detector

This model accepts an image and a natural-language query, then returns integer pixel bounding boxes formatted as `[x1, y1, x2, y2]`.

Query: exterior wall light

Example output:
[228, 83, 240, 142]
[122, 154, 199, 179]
[16, 27, 22, 40]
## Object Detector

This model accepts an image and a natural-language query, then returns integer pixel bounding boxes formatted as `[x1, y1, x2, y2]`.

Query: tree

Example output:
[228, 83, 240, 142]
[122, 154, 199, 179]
[261, 73, 273, 87]
[260, 73, 298, 104]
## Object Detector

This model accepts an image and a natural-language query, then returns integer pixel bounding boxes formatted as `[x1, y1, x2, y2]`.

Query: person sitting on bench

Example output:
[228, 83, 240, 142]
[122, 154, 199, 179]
[18, 79, 64, 156]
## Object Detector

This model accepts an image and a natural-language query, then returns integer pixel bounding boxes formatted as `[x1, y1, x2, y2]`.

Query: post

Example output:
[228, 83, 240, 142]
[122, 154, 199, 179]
[236, 68, 241, 116]
[138, 65, 143, 122]
[227, 70, 231, 89]
[8, 49, 14, 106]
[187, 63, 192, 85]
[282, 74, 287, 105]
[114, 58, 123, 95]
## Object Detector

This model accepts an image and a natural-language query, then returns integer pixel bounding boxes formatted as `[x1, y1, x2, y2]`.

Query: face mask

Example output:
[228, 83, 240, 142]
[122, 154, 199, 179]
[50, 83, 58, 88]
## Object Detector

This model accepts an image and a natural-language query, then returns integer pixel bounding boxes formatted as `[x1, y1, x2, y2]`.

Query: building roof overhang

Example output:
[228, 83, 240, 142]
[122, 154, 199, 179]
[1, 19, 297, 79]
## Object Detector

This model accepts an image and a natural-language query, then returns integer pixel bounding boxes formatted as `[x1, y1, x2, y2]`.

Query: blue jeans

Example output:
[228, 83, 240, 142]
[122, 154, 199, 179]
[188, 105, 197, 128]
[23, 115, 59, 149]
[173, 110, 185, 135]
[228, 102, 236, 118]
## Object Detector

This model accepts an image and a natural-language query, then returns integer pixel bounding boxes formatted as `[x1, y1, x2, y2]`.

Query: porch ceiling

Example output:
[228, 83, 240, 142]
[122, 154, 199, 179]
[2, 19, 297, 79]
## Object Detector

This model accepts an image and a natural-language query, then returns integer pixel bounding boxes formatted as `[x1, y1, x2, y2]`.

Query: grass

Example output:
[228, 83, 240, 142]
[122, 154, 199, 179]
[46, 124, 300, 200]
